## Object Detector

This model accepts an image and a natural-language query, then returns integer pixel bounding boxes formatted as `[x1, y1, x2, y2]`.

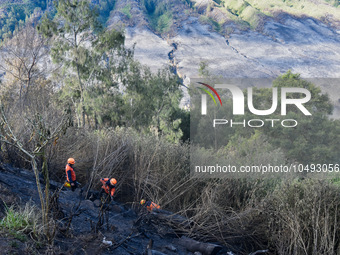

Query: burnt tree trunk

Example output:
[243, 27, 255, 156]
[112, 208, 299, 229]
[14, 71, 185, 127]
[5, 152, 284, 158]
[179, 236, 222, 255]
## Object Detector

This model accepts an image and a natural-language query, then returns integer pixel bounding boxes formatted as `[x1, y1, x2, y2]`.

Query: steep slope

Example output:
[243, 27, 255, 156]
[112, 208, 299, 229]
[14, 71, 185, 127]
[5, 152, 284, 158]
[0, 164, 228, 255]
[109, 0, 340, 116]
[114, 0, 340, 78]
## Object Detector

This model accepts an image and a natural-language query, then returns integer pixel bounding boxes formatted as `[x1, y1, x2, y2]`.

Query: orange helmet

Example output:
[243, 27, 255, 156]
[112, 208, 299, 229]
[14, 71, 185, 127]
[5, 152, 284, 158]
[67, 158, 75, 164]
[110, 178, 117, 185]
[140, 199, 146, 205]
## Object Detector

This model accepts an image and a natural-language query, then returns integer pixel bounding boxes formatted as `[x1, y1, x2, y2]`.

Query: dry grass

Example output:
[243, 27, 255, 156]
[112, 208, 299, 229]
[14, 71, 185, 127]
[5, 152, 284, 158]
[207, 0, 340, 31]
[46, 127, 273, 252]
[2, 125, 340, 254]
[265, 179, 340, 255]
[245, 0, 340, 21]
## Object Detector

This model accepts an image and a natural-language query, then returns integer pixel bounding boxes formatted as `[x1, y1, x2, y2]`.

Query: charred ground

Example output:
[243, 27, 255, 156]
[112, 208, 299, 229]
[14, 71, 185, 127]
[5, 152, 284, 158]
[0, 163, 229, 255]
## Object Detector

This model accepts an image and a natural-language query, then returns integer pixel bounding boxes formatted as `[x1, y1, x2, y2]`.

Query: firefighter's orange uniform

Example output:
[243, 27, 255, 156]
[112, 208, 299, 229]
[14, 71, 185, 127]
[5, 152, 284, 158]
[100, 178, 116, 197]
[65, 158, 77, 191]
[141, 200, 160, 211]
[146, 201, 160, 211]
[66, 164, 76, 183]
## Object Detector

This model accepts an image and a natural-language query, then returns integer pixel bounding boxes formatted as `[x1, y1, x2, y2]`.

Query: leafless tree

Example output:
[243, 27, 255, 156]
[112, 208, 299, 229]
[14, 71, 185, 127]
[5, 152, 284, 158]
[0, 104, 69, 244]
[0, 21, 50, 102]
[0, 22, 70, 244]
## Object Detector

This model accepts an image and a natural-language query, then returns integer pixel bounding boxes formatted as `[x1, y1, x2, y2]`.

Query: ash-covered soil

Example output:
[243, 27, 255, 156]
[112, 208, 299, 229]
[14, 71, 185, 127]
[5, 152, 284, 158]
[0, 164, 229, 255]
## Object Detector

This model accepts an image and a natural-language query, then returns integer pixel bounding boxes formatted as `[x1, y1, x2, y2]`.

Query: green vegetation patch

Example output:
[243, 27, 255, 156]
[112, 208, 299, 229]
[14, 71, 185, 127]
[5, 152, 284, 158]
[222, 0, 266, 29]
[156, 12, 173, 33]
[120, 3, 132, 19]
[97, 0, 116, 24]
[212, 0, 340, 30]
[199, 15, 222, 32]
[0, 0, 46, 41]
[0, 203, 42, 241]
[182, 0, 194, 7]
[142, 0, 173, 33]
[239, 5, 265, 29]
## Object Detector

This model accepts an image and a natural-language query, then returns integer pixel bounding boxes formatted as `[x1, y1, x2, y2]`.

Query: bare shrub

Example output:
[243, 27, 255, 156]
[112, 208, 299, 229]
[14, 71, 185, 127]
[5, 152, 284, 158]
[265, 179, 340, 255]
[47, 127, 130, 194]
[0, 22, 49, 102]
[180, 178, 276, 253]
[45, 127, 280, 253]
[48, 127, 192, 206]
[11, 123, 340, 255]
[0, 75, 69, 246]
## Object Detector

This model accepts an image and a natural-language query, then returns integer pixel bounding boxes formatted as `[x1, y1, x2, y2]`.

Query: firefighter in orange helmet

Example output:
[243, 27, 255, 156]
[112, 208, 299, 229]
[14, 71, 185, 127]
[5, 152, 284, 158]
[65, 158, 78, 191]
[140, 199, 160, 211]
[100, 178, 117, 200]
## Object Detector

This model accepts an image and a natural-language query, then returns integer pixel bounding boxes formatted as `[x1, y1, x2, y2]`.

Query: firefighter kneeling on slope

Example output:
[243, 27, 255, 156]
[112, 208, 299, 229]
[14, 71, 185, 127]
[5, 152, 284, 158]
[140, 199, 160, 212]
[100, 178, 117, 201]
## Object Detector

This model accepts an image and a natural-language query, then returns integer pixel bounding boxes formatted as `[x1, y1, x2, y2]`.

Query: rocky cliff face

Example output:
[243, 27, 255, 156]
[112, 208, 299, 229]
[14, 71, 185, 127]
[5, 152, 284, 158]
[108, 0, 340, 116]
